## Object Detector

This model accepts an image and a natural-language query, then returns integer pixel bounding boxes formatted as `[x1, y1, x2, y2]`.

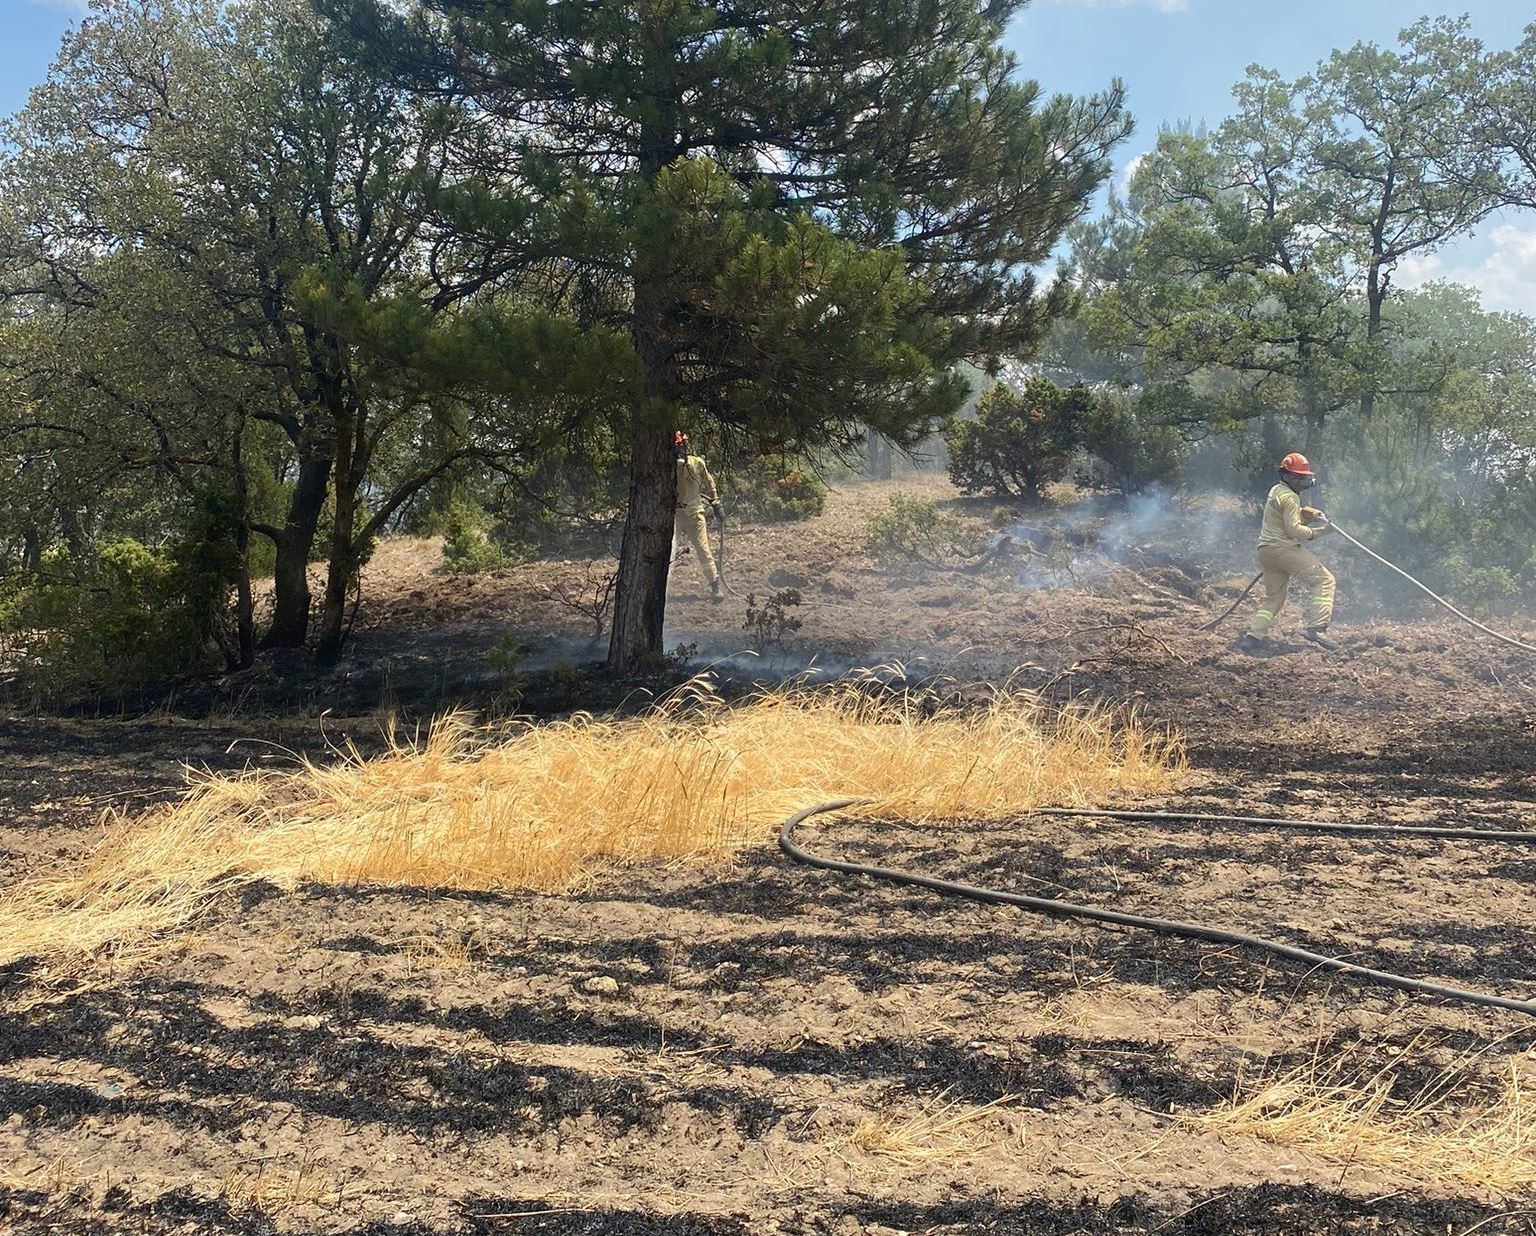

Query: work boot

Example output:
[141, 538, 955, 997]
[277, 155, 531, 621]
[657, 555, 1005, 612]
[1236, 633, 1264, 654]
[1304, 627, 1339, 651]
[710, 578, 723, 601]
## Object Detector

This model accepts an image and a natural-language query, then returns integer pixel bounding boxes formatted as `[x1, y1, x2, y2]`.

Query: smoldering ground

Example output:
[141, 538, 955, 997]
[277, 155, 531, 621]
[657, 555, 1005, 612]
[8, 478, 1536, 1236]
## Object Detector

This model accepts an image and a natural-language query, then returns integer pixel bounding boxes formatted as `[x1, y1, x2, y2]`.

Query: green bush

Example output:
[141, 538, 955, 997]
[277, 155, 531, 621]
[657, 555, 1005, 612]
[486, 633, 526, 700]
[441, 500, 504, 575]
[863, 494, 981, 569]
[1320, 418, 1536, 612]
[728, 459, 827, 523]
[742, 588, 804, 652]
[1078, 387, 1188, 496]
[483, 426, 629, 555]
[0, 533, 232, 704]
[1443, 559, 1520, 615]
[944, 378, 1093, 502]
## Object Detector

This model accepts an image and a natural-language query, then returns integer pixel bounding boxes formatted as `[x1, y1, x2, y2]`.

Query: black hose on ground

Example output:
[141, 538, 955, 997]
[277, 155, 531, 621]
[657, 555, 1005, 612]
[1198, 572, 1263, 631]
[779, 799, 1536, 1017]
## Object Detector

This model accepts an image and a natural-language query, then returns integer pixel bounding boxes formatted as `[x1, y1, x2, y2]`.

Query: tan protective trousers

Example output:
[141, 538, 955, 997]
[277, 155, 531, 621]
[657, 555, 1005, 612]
[1248, 543, 1335, 637]
[673, 508, 719, 588]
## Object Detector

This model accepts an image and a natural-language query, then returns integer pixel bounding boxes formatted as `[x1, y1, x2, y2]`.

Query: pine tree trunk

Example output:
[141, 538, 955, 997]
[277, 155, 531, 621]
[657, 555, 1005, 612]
[315, 406, 362, 668]
[866, 431, 892, 481]
[1360, 267, 1384, 426]
[1359, 198, 1389, 428]
[606, 87, 682, 674]
[607, 417, 675, 671]
[260, 450, 330, 649]
[59, 507, 87, 556]
[608, 233, 681, 673]
[233, 441, 255, 671]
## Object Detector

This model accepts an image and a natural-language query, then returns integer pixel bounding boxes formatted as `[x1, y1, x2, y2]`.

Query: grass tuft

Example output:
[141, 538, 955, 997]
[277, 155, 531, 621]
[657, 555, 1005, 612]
[221, 1154, 344, 1213]
[1193, 1046, 1536, 1193]
[846, 1089, 1019, 1167]
[0, 674, 1182, 980]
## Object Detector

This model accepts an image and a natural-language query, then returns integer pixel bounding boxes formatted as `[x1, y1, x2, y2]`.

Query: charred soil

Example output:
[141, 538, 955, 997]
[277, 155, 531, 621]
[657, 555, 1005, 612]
[4, 478, 1536, 1234]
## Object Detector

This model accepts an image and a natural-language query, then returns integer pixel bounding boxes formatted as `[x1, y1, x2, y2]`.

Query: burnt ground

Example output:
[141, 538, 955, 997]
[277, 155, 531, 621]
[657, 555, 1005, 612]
[4, 477, 1536, 1234]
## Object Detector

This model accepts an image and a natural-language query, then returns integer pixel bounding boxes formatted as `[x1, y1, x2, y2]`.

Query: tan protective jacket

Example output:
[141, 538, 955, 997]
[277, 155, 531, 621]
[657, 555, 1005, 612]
[676, 456, 718, 513]
[1257, 482, 1318, 548]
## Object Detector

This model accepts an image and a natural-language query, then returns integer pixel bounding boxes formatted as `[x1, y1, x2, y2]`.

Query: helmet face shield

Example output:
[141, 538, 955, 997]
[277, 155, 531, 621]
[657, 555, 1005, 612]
[1277, 448, 1314, 491]
[1278, 451, 1315, 489]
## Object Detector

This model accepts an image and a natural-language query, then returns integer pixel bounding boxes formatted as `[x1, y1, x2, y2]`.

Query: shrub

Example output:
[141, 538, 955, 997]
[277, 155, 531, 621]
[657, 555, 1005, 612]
[944, 378, 1093, 502]
[486, 634, 526, 701]
[1444, 560, 1520, 615]
[548, 659, 588, 706]
[863, 494, 982, 569]
[729, 458, 827, 523]
[0, 534, 232, 705]
[441, 500, 504, 575]
[1319, 421, 1536, 611]
[1078, 386, 1188, 496]
[742, 589, 803, 652]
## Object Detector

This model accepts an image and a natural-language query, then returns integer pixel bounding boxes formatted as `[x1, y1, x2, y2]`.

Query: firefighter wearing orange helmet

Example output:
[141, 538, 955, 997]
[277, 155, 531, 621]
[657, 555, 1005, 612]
[1238, 452, 1338, 652]
[673, 431, 723, 599]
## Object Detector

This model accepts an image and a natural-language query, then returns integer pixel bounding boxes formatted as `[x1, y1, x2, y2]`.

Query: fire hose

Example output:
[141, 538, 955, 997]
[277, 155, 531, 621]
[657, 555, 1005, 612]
[712, 502, 740, 598]
[1328, 522, 1536, 654]
[1204, 517, 1536, 653]
[779, 799, 1536, 1017]
[1197, 572, 1262, 631]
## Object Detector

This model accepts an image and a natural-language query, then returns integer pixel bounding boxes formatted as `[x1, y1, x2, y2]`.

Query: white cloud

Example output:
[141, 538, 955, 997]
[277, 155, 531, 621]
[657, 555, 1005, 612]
[1396, 223, 1536, 318]
[1041, 0, 1190, 12]
[1120, 152, 1148, 194]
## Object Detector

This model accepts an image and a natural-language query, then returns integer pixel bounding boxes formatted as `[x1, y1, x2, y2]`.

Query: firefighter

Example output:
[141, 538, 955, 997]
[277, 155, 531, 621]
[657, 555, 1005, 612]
[1239, 452, 1338, 652]
[673, 431, 722, 599]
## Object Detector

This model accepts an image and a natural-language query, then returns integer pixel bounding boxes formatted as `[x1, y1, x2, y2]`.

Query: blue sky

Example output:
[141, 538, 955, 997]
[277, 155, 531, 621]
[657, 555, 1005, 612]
[1006, 0, 1536, 315]
[3, 2, 79, 120]
[3, 0, 1534, 312]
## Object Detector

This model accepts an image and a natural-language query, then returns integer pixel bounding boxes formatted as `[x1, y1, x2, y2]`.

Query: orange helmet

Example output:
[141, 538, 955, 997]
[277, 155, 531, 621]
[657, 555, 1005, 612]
[1279, 451, 1314, 479]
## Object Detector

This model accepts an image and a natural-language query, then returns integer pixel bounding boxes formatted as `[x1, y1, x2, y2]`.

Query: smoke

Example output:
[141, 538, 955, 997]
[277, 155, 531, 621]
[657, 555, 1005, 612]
[516, 630, 945, 687]
[1000, 485, 1251, 592]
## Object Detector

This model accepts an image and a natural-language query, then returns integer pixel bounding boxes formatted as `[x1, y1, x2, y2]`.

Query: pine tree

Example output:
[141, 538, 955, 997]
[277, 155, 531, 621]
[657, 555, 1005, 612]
[323, 0, 1130, 668]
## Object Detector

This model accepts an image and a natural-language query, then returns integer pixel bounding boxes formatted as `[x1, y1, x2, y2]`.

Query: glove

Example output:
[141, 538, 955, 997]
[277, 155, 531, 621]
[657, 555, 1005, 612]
[1301, 506, 1322, 520]
[1311, 517, 1333, 537]
[709, 498, 722, 518]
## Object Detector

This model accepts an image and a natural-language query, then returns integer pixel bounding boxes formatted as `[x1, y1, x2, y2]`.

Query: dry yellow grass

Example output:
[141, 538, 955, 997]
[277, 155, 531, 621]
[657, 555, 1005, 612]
[1194, 1048, 1536, 1193]
[845, 1089, 1020, 1167]
[0, 674, 1182, 980]
[403, 925, 489, 973]
[222, 1155, 344, 1212]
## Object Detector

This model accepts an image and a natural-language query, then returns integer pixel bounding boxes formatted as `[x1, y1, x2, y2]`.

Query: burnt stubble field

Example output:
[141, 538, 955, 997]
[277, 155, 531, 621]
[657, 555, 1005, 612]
[5, 481, 1536, 1235]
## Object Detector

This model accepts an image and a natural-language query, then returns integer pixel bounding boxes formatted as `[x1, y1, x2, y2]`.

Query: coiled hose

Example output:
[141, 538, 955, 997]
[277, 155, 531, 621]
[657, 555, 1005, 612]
[779, 800, 1536, 1017]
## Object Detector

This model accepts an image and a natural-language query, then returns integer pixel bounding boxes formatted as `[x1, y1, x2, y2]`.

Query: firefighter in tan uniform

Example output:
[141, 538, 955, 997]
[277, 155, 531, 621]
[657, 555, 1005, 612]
[1239, 452, 1338, 652]
[673, 431, 722, 599]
